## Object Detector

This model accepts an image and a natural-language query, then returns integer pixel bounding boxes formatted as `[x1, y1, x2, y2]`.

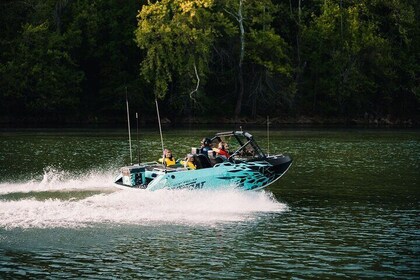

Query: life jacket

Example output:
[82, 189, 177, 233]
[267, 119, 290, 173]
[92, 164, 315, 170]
[213, 147, 229, 158]
[180, 160, 196, 170]
[218, 149, 229, 158]
[158, 157, 176, 166]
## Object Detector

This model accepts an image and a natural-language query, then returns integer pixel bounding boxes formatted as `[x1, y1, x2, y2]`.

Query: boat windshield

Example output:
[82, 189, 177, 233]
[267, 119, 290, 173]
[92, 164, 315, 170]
[212, 131, 265, 161]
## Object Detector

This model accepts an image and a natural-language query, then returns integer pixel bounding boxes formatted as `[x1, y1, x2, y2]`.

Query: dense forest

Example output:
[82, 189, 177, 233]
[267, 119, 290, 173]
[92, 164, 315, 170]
[1, 0, 418, 126]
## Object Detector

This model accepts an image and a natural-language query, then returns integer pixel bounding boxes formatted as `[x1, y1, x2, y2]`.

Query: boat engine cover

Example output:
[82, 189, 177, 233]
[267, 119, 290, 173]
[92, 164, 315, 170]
[121, 166, 145, 187]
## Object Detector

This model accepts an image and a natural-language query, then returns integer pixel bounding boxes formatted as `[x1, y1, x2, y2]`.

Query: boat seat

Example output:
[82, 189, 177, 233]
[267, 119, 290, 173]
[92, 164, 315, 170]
[193, 154, 212, 169]
[215, 156, 226, 164]
[207, 150, 217, 166]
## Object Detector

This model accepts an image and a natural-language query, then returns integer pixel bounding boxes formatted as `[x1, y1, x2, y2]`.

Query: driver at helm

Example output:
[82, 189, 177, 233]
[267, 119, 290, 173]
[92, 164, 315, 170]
[200, 137, 212, 157]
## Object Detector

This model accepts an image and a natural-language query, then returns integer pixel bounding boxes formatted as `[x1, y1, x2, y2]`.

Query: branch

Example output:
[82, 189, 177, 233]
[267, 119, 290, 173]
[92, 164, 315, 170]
[223, 8, 239, 22]
[189, 61, 200, 102]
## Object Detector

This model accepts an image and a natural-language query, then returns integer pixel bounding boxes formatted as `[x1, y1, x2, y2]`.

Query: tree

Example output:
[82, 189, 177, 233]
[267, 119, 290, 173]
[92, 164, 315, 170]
[0, 20, 83, 120]
[64, 0, 144, 119]
[366, 0, 419, 118]
[135, 0, 216, 112]
[223, 0, 293, 118]
[301, 0, 390, 117]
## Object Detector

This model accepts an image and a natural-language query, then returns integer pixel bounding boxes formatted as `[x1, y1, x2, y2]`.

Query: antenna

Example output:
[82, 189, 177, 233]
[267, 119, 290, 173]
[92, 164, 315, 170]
[136, 112, 141, 164]
[155, 99, 166, 171]
[267, 115, 270, 156]
[126, 87, 133, 165]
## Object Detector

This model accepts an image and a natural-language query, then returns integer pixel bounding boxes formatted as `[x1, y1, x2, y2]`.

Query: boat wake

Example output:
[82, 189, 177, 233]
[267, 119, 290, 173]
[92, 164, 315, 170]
[0, 167, 116, 195]
[0, 168, 288, 229]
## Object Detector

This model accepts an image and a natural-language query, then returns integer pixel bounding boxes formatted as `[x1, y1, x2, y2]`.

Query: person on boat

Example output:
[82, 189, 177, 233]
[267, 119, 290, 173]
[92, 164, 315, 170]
[200, 138, 212, 157]
[181, 154, 196, 169]
[213, 141, 229, 158]
[158, 149, 176, 166]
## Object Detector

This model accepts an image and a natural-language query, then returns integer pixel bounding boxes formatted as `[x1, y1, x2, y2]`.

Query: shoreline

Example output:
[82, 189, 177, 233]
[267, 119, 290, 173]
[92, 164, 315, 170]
[0, 115, 418, 129]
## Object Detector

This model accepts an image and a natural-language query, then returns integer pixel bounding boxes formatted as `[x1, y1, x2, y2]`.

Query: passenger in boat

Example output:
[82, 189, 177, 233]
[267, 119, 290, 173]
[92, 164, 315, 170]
[213, 141, 229, 158]
[180, 154, 196, 170]
[158, 149, 176, 166]
[200, 137, 212, 157]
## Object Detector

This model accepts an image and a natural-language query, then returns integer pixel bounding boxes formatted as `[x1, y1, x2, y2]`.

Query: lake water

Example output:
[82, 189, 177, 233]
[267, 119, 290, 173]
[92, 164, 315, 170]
[0, 128, 419, 279]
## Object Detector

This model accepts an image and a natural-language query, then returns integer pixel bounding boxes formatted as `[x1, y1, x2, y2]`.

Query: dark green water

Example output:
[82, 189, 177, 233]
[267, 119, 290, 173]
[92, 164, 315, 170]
[0, 129, 419, 279]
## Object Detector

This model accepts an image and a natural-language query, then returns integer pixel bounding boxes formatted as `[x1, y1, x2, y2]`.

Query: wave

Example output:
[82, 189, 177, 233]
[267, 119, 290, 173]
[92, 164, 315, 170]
[0, 167, 116, 194]
[0, 168, 288, 229]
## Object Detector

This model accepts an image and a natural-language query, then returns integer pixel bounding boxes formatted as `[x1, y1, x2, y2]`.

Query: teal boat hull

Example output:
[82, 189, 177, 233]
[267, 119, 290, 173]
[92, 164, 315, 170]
[114, 155, 292, 191]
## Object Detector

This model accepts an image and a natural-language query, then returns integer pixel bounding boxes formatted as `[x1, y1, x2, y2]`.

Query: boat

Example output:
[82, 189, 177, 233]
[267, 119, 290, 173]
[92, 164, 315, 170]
[114, 130, 292, 191]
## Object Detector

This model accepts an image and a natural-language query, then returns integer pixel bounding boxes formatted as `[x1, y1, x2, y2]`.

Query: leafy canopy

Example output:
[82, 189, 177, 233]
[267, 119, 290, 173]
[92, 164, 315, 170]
[135, 0, 216, 99]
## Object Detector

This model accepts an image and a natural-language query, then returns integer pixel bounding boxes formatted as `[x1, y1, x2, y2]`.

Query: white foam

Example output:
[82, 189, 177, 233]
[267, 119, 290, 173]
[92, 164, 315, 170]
[0, 167, 116, 194]
[0, 169, 288, 229]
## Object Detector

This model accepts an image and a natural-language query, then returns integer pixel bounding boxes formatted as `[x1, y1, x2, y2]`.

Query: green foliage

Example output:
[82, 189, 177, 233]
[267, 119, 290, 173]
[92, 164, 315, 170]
[247, 29, 290, 74]
[0, 21, 83, 116]
[366, 0, 419, 116]
[135, 0, 216, 101]
[0, 0, 418, 124]
[207, 0, 295, 116]
[301, 0, 393, 117]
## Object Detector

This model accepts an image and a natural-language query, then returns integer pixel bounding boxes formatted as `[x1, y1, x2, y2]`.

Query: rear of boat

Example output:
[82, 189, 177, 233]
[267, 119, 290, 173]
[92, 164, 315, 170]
[114, 162, 165, 189]
[114, 165, 148, 189]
